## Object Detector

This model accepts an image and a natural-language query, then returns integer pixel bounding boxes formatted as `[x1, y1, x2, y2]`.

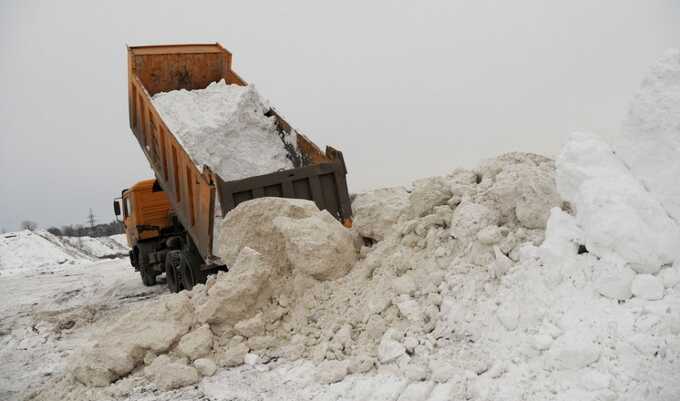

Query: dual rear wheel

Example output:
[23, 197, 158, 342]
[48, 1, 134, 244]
[164, 250, 206, 293]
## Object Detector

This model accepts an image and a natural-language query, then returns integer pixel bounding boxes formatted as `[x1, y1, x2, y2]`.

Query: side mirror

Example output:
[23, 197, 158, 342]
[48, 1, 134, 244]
[113, 200, 121, 216]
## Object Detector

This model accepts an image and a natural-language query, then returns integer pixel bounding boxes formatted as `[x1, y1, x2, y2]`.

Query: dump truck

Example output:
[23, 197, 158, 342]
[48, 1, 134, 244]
[114, 43, 352, 292]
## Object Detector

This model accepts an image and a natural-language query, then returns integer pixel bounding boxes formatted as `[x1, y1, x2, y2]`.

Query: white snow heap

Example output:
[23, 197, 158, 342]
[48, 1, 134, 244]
[0, 230, 128, 274]
[556, 131, 680, 272]
[151, 80, 296, 181]
[615, 49, 680, 223]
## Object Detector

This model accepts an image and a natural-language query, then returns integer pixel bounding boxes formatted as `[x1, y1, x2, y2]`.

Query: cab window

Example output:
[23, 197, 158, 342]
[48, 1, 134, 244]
[123, 196, 132, 218]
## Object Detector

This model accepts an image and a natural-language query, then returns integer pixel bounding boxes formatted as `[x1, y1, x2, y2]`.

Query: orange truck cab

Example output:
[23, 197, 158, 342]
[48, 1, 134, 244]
[114, 179, 206, 289]
[120, 179, 171, 244]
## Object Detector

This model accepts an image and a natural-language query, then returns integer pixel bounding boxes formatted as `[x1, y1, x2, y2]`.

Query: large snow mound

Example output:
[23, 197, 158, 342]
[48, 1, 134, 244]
[60, 235, 129, 259]
[0, 230, 85, 272]
[54, 152, 555, 397]
[152, 80, 296, 181]
[616, 49, 680, 223]
[0, 230, 129, 274]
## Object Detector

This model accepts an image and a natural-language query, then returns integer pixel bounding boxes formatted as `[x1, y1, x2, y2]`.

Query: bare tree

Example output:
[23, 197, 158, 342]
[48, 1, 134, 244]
[21, 220, 38, 231]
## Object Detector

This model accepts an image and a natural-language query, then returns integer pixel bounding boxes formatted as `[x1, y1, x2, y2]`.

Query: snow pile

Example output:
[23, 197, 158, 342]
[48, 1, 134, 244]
[152, 80, 297, 181]
[108, 234, 128, 249]
[492, 50, 680, 400]
[556, 132, 680, 272]
[1, 231, 78, 272]
[71, 293, 195, 387]
[0, 231, 129, 274]
[68, 201, 359, 390]
[615, 49, 680, 223]
[60, 235, 129, 259]
[64, 153, 556, 394]
[29, 50, 680, 401]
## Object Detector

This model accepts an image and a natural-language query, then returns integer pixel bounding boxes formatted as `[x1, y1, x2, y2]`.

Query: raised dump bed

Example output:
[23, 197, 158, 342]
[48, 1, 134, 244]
[127, 43, 352, 263]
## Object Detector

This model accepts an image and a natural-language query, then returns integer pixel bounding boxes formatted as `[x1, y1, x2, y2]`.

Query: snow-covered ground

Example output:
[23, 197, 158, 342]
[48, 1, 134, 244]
[0, 259, 166, 401]
[0, 230, 129, 276]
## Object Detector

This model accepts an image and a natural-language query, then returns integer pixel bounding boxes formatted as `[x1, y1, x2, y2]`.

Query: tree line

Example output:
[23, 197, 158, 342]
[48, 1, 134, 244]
[19, 219, 125, 238]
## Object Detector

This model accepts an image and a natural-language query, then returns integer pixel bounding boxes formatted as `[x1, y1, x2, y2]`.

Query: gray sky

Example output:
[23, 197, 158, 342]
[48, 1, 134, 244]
[1, 0, 679, 231]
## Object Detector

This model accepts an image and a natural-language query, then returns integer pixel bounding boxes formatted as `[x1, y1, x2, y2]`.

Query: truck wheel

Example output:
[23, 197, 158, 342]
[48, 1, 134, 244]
[165, 250, 183, 293]
[129, 248, 139, 268]
[140, 270, 156, 286]
[180, 261, 206, 291]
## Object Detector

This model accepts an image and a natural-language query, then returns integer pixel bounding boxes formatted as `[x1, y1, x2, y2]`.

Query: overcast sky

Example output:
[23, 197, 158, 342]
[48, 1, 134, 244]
[1, 1, 679, 231]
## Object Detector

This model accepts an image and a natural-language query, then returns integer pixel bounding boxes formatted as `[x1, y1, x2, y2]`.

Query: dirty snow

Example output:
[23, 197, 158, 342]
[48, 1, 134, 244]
[152, 80, 296, 181]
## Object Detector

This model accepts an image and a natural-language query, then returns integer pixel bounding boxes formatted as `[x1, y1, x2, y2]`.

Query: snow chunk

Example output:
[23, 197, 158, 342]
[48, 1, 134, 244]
[193, 358, 217, 377]
[593, 261, 635, 301]
[556, 132, 680, 271]
[537, 208, 584, 264]
[490, 246, 513, 278]
[478, 152, 560, 229]
[215, 197, 319, 269]
[218, 342, 249, 368]
[71, 293, 194, 386]
[378, 334, 406, 363]
[352, 187, 410, 241]
[407, 177, 452, 218]
[477, 225, 503, 245]
[450, 201, 500, 239]
[659, 267, 680, 289]
[631, 274, 665, 300]
[176, 324, 213, 361]
[274, 210, 358, 280]
[145, 355, 199, 391]
[546, 331, 600, 370]
[244, 353, 259, 366]
[234, 313, 265, 338]
[198, 247, 272, 327]
[315, 359, 350, 384]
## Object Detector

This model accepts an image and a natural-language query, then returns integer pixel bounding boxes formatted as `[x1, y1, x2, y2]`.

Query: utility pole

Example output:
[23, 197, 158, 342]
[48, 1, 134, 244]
[87, 208, 96, 229]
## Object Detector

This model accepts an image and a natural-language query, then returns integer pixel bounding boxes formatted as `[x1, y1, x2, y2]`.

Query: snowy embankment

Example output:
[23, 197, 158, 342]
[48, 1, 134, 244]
[0, 230, 129, 275]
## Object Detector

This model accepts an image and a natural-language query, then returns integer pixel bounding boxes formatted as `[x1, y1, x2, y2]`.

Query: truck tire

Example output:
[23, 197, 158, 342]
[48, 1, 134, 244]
[129, 248, 139, 268]
[165, 250, 183, 293]
[140, 270, 157, 286]
[181, 261, 206, 291]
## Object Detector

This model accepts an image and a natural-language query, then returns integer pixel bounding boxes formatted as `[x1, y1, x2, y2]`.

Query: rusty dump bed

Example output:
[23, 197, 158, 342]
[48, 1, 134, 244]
[127, 43, 352, 262]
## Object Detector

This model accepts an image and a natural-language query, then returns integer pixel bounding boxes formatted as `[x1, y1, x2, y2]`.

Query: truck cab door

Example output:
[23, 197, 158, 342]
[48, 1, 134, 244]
[122, 193, 138, 243]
